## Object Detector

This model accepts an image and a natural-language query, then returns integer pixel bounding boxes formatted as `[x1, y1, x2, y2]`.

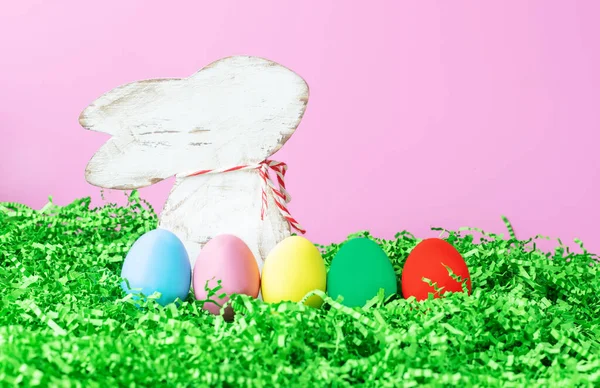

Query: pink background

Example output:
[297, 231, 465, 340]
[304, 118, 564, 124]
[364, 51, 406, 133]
[1, 2, 599, 252]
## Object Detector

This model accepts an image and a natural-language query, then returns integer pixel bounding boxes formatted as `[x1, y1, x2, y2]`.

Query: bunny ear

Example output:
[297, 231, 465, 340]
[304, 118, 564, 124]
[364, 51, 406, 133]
[84, 135, 197, 189]
[79, 78, 174, 136]
[80, 56, 309, 190]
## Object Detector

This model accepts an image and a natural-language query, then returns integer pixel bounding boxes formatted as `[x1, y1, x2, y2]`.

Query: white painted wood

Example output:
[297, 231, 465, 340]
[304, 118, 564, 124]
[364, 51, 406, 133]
[80, 56, 309, 270]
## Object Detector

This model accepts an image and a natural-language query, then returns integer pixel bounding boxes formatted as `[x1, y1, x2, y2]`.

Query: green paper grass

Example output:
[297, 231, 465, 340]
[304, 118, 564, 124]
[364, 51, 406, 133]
[1, 192, 599, 387]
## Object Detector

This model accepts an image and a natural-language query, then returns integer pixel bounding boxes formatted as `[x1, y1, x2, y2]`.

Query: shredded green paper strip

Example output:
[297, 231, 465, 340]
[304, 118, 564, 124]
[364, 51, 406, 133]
[1, 192, 599, 387]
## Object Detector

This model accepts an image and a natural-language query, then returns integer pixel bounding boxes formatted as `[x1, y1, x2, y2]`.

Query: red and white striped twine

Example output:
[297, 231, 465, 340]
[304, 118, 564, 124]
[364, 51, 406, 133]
[178, 160, 306, 234]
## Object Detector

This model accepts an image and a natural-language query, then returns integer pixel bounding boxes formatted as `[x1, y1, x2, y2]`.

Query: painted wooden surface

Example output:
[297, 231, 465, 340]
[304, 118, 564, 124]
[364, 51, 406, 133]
[80, 56, 309, 269]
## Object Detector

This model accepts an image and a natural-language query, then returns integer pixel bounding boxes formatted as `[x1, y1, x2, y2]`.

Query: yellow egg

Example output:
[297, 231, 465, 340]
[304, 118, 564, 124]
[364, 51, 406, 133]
[261, 236, 326, 308]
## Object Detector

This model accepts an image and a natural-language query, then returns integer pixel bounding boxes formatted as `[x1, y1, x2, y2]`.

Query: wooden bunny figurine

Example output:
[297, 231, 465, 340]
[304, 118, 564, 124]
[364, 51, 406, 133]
[80, 56, 309, 270]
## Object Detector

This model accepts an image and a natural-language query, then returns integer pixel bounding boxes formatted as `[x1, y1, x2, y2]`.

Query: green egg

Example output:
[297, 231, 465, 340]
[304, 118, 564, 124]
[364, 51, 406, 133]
[327, 238, 398, 307]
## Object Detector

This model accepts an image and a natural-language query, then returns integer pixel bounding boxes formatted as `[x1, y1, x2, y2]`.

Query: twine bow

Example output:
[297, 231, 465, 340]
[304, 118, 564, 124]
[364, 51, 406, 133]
[178, 160, 305, 234]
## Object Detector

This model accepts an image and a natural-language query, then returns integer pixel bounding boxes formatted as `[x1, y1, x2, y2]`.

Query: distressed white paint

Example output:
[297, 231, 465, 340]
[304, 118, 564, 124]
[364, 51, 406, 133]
[80, 56, 309, 270]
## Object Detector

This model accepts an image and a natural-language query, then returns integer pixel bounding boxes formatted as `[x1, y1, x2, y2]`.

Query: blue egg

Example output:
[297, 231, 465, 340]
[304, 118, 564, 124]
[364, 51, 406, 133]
[120, 228, 191, 306]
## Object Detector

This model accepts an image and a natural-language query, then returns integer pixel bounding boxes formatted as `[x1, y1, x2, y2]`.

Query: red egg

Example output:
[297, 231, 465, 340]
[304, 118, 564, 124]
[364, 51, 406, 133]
[402, 238, 471, 301]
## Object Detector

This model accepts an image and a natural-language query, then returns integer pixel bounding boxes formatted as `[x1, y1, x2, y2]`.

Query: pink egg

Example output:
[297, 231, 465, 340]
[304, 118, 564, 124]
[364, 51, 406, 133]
[192, 234, 260, 318]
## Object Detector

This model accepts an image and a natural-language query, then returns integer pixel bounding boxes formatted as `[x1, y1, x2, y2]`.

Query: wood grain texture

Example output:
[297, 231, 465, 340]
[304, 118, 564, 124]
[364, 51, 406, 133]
[80, 56, 309, 269]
